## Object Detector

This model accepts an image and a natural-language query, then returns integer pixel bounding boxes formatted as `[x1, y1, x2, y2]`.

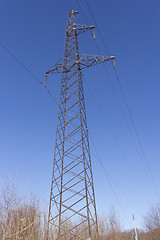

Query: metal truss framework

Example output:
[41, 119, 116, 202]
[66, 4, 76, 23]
[46, 10, 115, 240]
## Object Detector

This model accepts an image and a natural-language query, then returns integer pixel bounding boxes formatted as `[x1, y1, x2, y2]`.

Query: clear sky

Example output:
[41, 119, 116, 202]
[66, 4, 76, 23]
[0, 0, 160, 230]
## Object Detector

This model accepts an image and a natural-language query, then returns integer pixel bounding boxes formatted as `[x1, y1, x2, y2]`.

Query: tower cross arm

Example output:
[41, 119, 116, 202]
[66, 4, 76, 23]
[45, 55, 115, 75]
[77, 54, 115, 70]
[45, 58, 64, 75]
[66, 24, 95, 37]
[74, 25, 95, 36]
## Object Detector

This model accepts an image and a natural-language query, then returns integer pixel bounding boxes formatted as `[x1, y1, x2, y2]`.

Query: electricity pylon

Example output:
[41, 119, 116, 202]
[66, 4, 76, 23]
[46, 10, 115, 240]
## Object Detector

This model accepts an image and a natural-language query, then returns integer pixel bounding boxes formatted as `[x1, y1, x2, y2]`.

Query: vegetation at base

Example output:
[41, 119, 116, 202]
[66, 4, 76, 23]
[0, 183, 159, 239]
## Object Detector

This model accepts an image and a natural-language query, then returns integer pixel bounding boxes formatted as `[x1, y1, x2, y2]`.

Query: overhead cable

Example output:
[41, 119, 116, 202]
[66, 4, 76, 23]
[83, 0, 159, 197]
[0, 42, 58, 105]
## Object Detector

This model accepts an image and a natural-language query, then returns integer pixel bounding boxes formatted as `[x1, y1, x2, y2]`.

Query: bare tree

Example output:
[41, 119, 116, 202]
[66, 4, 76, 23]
[144, 203, 160, 240]
[0, 182, 42, 240]
[98, 207, 124, 240]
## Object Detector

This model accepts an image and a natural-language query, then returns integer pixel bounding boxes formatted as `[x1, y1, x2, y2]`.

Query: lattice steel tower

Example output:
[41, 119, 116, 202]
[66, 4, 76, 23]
[46, 10, 115, 240]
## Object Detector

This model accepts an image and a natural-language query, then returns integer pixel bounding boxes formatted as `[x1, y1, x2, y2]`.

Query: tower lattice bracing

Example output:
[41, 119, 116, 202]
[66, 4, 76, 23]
[46, 10, 115, 240]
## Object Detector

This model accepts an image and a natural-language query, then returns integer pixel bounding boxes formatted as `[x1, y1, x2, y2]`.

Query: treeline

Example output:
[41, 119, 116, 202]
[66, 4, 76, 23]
[0, 184, 159, 239]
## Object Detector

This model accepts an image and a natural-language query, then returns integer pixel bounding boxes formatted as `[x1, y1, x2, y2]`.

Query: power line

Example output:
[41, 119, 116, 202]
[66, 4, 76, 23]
[83, 74, 148, 207]
[75, 0, 141, 175]
[74, 3, 149, 206]
[82, 0, 159, 197]
[0, 42, 58, 106]
[75, 1, 151, 198]
[87, 40, 152, 188]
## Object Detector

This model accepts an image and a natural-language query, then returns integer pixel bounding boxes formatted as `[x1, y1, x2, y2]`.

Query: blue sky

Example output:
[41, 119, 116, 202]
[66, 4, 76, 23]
[0, 0, 160, 230]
